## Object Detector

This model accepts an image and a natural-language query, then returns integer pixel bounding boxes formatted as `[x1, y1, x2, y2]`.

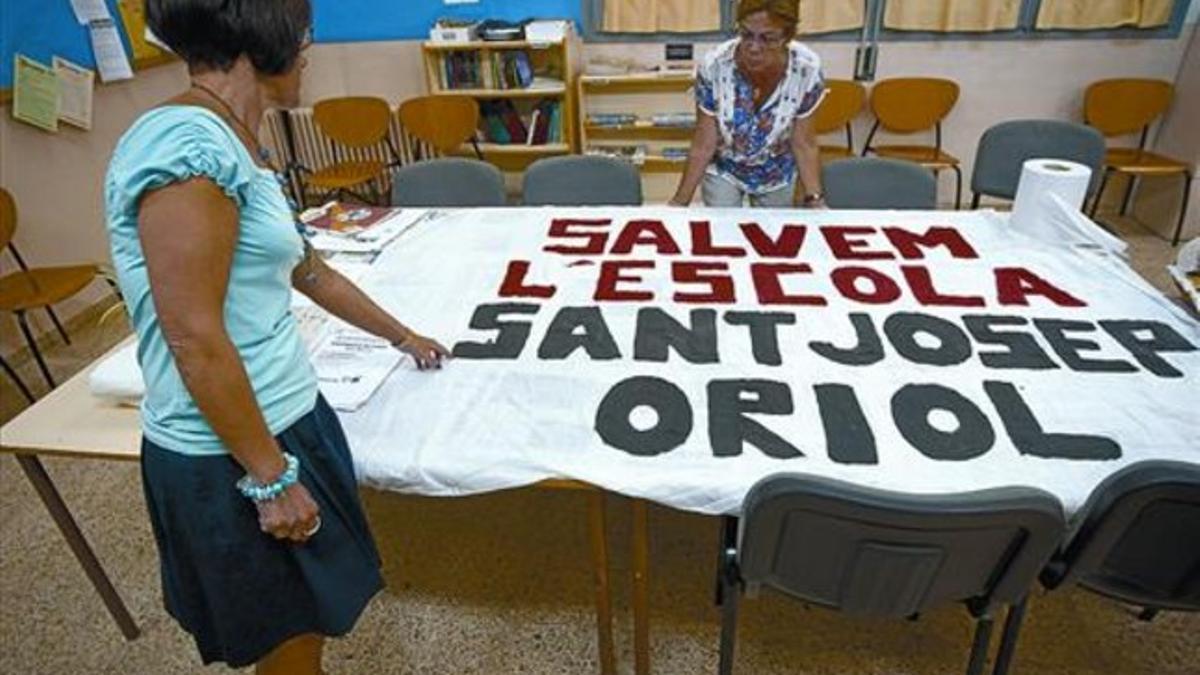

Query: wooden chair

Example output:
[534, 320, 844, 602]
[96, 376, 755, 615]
[1085, 78, 1193, 246]
[296, 96, 400, 205]
[813, 79, 866, 161]
[399, 95, 483, 161]
[0, 187, 114, 389]
[862, 77, 963, 209]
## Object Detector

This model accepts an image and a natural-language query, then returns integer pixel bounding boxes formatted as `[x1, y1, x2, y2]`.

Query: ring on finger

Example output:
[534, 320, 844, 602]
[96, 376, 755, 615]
[302, 515, 322, 538]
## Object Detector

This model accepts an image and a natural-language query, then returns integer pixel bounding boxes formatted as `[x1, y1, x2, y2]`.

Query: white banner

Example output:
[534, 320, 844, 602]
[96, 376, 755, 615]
[342, 207, 1200, 516]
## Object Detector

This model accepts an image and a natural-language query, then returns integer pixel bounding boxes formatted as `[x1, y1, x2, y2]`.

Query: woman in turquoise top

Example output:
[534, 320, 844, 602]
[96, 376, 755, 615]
[105, 1, 447, 671]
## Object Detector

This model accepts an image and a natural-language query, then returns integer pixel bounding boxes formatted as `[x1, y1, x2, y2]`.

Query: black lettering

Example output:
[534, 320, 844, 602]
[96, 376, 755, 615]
[985, 381, 1121, 460]
[809, 313, 884, 366]
[537, 306, 621, 361]
[963, 315, 1059, 370]
[815, 384, 878, 464]
[595, 377, 693, 456]
[452, 303, 540, 360]
[634, 308, 719, 364]
[1034, 319, 1137, 373]
[892, 384, 995, 460]
[884, 313, 972, 366]
[1099, 320, 1198, 379]
[708, 380, 801, 459]
[724, 311, 797, 366]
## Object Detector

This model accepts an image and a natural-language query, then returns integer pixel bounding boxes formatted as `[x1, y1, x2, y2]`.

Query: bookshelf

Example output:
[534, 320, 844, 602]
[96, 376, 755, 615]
[421, 31, 579, 171]
[577, 71, 697, 181]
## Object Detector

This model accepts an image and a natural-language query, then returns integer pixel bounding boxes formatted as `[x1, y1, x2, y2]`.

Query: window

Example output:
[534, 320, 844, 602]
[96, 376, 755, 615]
[582, 0, 1194, 41]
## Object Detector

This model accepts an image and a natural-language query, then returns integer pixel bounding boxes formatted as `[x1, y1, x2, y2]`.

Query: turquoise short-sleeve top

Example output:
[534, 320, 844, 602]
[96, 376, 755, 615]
[105, 106, 319, 455]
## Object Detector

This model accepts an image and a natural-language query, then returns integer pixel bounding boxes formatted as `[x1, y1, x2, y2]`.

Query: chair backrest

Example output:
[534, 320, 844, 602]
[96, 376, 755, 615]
[972, 119, 1107, 201]
[390, 158, 506, 207]
[1, 187, 16, 250]
[1041, 461, 1200, 612]
[312, 96, 393, 148]
[1084, 79, 1174, 138]
[870, 77, 960, 134]
[399, 95, 481, 156]
[823, 158, 937, 210]
[522, 156, 643, 206]
[738, 474, 1065, 618]
[813, 79, 866, 136]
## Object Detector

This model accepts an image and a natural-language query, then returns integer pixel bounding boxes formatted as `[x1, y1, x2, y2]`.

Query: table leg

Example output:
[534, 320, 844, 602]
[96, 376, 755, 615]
[14, 454, 140, 640]
[587, 491, 616, 675]
[632, 499, 650, 675]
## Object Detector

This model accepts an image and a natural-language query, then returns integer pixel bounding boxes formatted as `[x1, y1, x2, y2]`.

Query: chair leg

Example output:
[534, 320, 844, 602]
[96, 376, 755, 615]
[991, 597, 1028, 675]
[966, 614, 995, 675]
[717, 566, 740, 675]
[953, 165, 963, 211]
[1090, 168, 1113, 219]
[45, 306, 71, 345]
[1137, 607, 1160, 622]
[715, 516, 739, 607]
[971, 193, 982, 210]
[1173, 172, 1193, 247]
[1, 353, 35, 404]
[15, 310, 56, 389]
[1120, 175, 1139, 216]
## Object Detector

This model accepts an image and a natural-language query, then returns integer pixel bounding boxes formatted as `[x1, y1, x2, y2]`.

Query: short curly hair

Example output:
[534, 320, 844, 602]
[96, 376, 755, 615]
[146, 0, 312, 76]
[737, 0, 800, 29]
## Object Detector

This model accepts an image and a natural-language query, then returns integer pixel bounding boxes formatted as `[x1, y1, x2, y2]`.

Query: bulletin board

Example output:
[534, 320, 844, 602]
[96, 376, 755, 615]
[1, 0, 581, 95]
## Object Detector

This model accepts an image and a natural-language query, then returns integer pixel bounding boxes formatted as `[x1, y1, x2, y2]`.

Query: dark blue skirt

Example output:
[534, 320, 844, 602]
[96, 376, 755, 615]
[140, 395, 383, 668]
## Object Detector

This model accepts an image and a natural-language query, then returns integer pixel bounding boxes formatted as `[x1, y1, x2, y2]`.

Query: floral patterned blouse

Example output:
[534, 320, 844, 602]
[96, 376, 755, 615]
[695, 39, 825, 195]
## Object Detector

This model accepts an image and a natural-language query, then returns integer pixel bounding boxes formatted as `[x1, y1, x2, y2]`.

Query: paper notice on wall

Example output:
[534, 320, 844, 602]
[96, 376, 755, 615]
[89, 19, 134, 82]
[53, 57, 95, 130]
[69, 0, 112, 24]
[311, 327, 404, 411]
[12, 55, 60, 132]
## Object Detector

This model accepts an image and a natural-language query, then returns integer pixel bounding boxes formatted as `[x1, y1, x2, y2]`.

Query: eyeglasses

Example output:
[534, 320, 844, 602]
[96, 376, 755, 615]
[737, 27, 787, 48]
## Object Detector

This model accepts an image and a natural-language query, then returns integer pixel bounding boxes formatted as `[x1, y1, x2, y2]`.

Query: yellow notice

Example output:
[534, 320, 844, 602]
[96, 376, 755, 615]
[13, 54, 60, 133]
[117, 0, 166, 62]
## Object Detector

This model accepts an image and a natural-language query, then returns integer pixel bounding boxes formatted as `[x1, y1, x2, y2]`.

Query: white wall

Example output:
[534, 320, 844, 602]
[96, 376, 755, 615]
[2, 27, 1196, 353]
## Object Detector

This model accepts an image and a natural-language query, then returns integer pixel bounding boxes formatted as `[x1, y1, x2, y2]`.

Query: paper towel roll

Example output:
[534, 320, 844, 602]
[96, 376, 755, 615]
[1009, 159, 1093, 244]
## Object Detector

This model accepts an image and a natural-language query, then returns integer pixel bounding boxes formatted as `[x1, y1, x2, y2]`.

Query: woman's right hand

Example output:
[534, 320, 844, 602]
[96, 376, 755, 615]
[256, 482, 321, 543]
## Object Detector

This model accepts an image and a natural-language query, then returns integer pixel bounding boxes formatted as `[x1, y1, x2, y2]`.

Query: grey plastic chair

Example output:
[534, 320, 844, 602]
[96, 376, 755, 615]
[970, 120, 1106, 209]
[716, 474, 1065, 675]
[522, 156, 643, 206]
[1038, 459, 1200, 613]
[390, 158, 506, 207]
[823, 158, 938, 210]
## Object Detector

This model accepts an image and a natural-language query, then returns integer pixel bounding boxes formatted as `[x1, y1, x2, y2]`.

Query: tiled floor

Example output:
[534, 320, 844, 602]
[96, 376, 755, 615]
[1, 216, 1197, 674]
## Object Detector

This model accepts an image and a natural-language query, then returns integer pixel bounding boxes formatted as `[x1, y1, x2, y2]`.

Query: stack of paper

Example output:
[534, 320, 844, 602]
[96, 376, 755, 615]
[310, 327, 405, 412]
[303, 208, 431, 254]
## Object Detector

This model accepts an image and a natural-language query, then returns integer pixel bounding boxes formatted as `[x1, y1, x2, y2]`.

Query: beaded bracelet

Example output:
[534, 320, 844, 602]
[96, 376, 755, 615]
[235, 453, 300, 502]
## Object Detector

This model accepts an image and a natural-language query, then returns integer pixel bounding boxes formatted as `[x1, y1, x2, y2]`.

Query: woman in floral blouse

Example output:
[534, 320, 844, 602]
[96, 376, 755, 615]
[670, 0, 826, 208]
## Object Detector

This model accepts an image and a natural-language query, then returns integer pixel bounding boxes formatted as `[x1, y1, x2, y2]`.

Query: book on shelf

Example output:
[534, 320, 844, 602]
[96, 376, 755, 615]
[586, 145, 648, 165]
[588, 112, 639, 128]
[480, 98, 562, 146]
[651, 112, 697, 128]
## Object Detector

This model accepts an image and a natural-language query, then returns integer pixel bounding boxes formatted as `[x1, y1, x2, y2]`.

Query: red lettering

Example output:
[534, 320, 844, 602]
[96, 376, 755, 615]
[884, 226, 979, 260]
[595, 260, 655, 302]
[740, 223, 808, 258]
[822, 226, 894, 260]
[544, 218, 611, 255]
[995, 267, 1087, 307]
[831, 266, 902, 304]
[690, 221, 747, 257]
[611, 220, 681, 255]
[672, 262, 735, 304]
[751, 263, 827, 306]
[498, 260, 556, 299]
[903, 266, 986, 307]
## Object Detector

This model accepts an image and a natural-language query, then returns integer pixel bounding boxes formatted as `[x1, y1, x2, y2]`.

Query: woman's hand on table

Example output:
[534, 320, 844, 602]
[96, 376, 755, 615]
[395, 332, 451, 370]
[257, 482, 321, 543]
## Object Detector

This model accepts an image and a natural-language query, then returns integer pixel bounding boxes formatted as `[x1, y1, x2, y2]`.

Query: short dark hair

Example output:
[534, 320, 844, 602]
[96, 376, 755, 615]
[146, 0, 312, 76]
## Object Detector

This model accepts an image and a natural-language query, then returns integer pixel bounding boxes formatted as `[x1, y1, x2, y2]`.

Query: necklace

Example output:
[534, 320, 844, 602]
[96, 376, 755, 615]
[188, 81, 314, 254]
[189, 81, 273, 166]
